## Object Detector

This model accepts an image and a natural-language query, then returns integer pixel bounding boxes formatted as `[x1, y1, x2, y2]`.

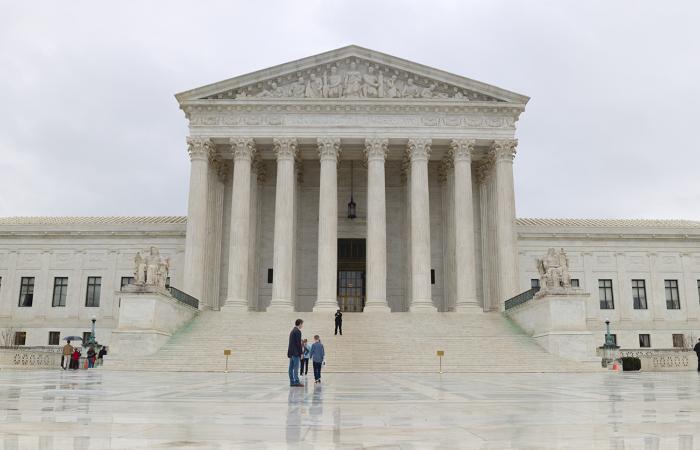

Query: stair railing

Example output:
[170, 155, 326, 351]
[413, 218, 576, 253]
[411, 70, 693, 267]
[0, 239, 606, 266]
[167, 286, 199, 309]
[504, 287, 539, 311]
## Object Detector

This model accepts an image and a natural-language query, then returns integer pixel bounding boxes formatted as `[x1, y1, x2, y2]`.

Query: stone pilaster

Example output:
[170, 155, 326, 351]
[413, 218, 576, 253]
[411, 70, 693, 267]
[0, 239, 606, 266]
[314, 138, 341, 311]
[490, 139, 519, 308]
[450, 139, 479, 311]
[269, 138, 298, 311]
[364, 138, 391, 312]
[223, 138, 256, 311]
[680, 253, 698, 321]
[183, 137, 214, 304]
[407, 138, 436, 312]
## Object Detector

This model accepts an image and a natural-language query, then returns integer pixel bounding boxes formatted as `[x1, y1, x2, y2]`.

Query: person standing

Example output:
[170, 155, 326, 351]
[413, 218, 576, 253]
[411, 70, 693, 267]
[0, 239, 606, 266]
[71, 348, 81, 370]
[309, 335, 325, 384]
[87, 346, 96, 368]
[300, 339, 311, 377]
[694, 338, 700, 371]
[334, 309, 343, 336]
[287, 319, 304, 387]
[62, 340, 74, 370]
[97, 346, 107, 366]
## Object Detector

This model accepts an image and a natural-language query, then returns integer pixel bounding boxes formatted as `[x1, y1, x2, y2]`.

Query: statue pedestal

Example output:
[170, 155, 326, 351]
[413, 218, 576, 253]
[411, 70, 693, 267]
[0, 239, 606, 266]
[106, 290, 197, 363]
[506, 291, 595, 362]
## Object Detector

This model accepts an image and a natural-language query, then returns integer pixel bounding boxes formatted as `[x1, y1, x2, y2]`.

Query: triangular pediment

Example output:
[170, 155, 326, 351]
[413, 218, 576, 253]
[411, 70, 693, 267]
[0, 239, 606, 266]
[176, 45, 529, 104]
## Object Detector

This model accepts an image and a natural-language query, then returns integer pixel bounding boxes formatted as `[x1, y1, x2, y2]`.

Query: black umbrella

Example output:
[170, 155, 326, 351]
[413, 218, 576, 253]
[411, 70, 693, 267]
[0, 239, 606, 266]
[63, 336, 83, 341]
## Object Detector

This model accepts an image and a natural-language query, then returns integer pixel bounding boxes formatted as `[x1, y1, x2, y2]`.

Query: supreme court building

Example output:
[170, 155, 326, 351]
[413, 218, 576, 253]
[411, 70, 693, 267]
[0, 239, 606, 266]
[1, 46, 699, 354]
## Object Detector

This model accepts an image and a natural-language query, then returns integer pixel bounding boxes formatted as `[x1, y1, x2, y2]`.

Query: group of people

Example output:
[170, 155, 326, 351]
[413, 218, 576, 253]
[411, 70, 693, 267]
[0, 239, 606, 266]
[61, 340, 107, 370]
[287, 319, 325, 387]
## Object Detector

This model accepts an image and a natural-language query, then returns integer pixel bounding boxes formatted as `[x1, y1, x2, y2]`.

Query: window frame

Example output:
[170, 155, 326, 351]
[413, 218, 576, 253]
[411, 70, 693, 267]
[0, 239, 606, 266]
[570, 279, 580, 288]
[85, 276, 102, 307]
[120, 276, 134, 291]
[18, 277, 35, 307]
[639, 334, 651, 348]
[672, 334, 685, 348]
[52, 277, 68, 307]
[48, 331, 60, 346]
[598, 279, 615, 310]
[664, 279, 681, 310]
[14, 331, 27, 346]
[631, 279, 648, 310]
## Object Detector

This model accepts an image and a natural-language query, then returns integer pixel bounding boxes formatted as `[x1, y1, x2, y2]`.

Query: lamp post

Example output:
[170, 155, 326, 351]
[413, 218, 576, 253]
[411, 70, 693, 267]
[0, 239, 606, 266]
[601, 318, 619, 368]
[90, 315, 97, 346]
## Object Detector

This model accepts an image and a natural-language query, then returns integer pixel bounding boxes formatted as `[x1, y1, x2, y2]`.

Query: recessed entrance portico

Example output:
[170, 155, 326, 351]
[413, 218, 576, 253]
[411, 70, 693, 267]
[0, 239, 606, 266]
[338, 238, 366, 312]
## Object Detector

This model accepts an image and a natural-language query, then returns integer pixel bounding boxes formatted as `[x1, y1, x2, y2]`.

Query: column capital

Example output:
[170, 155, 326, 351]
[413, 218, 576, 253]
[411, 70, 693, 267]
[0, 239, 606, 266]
[273, 137, 298, 161]
[449, 139, 476, 162]
[214, 159, 230, 183]
[437, 158, 453, 184]
[317, 137, 341, 162]
[364, 138, 389, 161]
[489, 139, 518, 162]
[186, 137, 215, 161]
[230, 138, 256, 162]
[407, 138, 432, 162]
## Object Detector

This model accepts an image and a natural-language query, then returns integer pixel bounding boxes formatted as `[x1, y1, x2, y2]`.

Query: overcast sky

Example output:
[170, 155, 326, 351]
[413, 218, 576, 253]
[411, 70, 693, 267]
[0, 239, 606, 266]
[1, 1, 699, 220]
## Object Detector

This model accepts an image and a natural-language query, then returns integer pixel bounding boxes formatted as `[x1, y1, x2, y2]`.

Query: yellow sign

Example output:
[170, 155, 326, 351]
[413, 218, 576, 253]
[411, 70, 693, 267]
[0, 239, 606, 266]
[224, 349, 232, 356]
[436, 350, 444, 356]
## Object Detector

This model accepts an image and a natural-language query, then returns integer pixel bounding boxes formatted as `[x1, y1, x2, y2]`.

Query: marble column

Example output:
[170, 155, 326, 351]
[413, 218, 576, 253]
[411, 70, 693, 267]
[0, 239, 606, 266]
[203, 158, 226, 310]
[223, 138, 256, 311]
[183, 137, 213, 303]
[407, 138, 436, 312]
[364, 138, 391, 312]
[269, 138, 298, 311]
[491, 139, 519, 308]
[450, 139, 479, 311]
[314, 137, 341, 311]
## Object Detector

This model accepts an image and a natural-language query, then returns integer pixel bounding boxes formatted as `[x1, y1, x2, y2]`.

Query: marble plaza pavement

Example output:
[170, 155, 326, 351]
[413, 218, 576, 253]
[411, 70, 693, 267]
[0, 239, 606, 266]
[0, 370, 699, 449]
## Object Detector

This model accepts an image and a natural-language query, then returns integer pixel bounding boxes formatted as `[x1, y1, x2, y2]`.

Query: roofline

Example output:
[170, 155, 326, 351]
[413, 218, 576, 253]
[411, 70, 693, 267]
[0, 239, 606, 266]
[175, 45, 530, 104]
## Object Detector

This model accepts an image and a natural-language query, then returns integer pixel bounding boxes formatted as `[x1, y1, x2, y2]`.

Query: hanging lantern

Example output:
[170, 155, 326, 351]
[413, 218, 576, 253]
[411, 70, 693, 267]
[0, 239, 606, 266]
[347, 161, 357, 219]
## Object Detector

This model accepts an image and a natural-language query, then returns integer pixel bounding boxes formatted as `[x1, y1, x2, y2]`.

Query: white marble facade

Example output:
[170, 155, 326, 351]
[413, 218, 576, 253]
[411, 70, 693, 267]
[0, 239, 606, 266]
[0, 46, 699, 352]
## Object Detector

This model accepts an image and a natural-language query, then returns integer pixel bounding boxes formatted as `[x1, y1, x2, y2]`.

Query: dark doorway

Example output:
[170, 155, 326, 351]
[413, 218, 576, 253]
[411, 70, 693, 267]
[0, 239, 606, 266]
[337, 239, 366, 312]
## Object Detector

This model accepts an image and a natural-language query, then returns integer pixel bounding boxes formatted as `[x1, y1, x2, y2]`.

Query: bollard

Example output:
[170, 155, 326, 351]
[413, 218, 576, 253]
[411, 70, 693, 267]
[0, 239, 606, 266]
[224, 349, 232, 373]
[436, 350, 445, 374]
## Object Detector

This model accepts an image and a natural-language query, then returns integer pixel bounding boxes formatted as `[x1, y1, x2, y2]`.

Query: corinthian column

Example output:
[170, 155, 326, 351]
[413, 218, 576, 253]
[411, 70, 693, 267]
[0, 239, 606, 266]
[407, 138, 436, 312]
[364, 138, 391, 312]
[183, 137, 213, 303]
[491, 139, 519, 306]
[314, 137, 341, 311]
[222, 138, 256, 311]
[269, 138, 298, 311]
[450, 139, 479, 311]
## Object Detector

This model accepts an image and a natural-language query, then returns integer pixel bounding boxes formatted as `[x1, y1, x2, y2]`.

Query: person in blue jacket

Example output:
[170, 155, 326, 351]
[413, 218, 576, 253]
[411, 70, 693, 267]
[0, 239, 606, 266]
[309, 335, 325, 384]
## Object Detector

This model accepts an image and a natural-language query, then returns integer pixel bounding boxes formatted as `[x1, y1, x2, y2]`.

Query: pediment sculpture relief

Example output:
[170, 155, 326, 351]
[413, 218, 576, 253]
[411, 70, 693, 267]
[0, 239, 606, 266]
[204, 59, 501, 102]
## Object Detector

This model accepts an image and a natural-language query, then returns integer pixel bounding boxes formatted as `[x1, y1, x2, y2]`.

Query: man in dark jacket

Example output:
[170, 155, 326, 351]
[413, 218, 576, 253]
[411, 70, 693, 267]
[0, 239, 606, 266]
[335, 309, 343, 336]
[694, 338, 700, 371]
[288, 319, 304, 386]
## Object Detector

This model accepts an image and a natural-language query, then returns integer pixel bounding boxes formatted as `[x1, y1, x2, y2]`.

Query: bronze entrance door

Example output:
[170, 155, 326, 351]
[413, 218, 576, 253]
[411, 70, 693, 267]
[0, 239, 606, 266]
[337, 238, 366, 312]
[338, 270, 365, 312]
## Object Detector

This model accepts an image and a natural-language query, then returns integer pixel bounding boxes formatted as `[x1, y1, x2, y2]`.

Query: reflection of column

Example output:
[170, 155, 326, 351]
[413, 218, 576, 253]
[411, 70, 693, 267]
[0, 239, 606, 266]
[407, 138, 436, 312]
[491, 139, 519, 308]
[680, 253, 699, 321]
[269, 138, 298, 311]
[223, 138, 256, 311]
[314, 138, 341, 311]
[451, 139, 478, 311]
[364, 138, 391, 312]
[183, 137, 213, 303]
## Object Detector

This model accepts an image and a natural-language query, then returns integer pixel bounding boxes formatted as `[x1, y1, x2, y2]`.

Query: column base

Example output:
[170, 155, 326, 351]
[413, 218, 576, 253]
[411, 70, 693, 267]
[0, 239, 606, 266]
[409, 301, 437, 313]
[267, 300, 294, 312]
[364, 301, 391, 313]
[455, 302, 481, 313]
[313, 302, 339, 312]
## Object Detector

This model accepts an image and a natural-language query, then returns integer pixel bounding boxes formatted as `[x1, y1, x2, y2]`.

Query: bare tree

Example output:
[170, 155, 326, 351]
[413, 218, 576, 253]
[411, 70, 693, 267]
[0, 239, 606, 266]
[0, 328, 17, 349]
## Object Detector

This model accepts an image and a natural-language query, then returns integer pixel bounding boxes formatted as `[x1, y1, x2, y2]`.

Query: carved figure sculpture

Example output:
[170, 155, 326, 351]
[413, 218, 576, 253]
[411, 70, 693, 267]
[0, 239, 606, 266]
[291, 77, 306, 97]
[343, 61, 363, 98]
[133, 252, 145, 284]
[305, 73, 324, 98]
[384, 75, 400, 98]
[362, 66, 380, 98]
[536, 248, 572, 293]
[325, 66, 343, 98]
[402, 78, 419, 98]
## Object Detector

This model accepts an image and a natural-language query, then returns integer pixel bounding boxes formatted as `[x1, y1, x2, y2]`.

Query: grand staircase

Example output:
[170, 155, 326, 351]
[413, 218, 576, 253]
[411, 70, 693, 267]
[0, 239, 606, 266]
[112, 311, 599, 373]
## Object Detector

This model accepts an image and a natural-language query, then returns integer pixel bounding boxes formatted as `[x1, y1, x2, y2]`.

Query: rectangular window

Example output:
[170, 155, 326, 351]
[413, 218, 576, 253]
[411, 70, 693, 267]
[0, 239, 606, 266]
[639, 334, 651, 348]
[120, 276, 134, 291]
[431, 269, 436, 285]
[672, 334, 685, 348]
[598, 279, 614, 309]
[14, 332, 26, 346]
[52, 277, 68, 307]
[83, 331, 92, 343]
[665, 280, 680, 310]
[85, 276, 101, 307]
[48, 331, 60, 346]
[530, 279, 540, 290]
[18, 277, 35, 307]
[570, 279, 580, 288]
[165, 277, 170, 289]
[631, 279, 647, 310]
[267, 269, 273, 284]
